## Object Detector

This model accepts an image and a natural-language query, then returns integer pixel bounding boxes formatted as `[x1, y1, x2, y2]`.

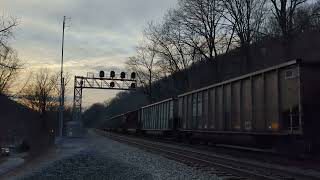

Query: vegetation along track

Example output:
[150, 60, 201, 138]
[96, 129, 320, 180]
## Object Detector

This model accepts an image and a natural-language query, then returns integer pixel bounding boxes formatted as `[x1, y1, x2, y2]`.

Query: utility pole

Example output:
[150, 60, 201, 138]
[59, 16, 67, 137]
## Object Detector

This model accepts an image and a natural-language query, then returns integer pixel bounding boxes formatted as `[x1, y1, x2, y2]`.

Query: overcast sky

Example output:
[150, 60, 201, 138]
[2, 0, 177, 107]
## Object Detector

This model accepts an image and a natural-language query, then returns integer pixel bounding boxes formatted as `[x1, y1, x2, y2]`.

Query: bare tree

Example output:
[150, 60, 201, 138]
[21, 69, 60, 116]
[145, 22, 185, 74]
[176, 0, 231, 60]
[269, 0, 308, 56]
[144, 18, 201, 88]
[143, 1, 239, 83]
[173, 0, 237, 81]
[0, 47, 22, 94]
[0, 15, 19, 95]
[126, 43, 160, 103]
[0, 15, 18, 47]
[223, 0, 267, 72]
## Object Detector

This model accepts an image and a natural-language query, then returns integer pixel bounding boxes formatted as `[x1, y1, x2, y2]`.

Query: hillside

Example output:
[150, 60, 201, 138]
[0, 95, 55, 155]
[82, 28, 320, 128]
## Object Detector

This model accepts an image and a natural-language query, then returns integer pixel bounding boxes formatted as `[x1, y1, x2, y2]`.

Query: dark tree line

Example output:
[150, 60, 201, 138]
[125, 0, 317, 103]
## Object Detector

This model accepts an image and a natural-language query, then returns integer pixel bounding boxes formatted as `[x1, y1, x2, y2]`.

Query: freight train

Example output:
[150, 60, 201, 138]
[101, 60, 320, 154]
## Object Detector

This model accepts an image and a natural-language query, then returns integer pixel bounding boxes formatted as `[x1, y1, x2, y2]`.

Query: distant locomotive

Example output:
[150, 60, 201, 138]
[102, 60, 320, 154]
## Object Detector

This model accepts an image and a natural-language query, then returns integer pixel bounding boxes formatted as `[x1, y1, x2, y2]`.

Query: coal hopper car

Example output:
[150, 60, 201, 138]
[138, 98, 178, 136]
[177, 59, 320, 152]
[104, 110, 139, 133]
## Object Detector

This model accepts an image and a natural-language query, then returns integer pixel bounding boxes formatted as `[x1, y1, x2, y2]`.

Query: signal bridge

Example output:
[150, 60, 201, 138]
[69, 70, 137, 137]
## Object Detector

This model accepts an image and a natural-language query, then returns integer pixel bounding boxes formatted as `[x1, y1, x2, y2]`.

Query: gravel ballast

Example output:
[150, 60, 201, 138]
[14, 130, 222, 180]
[20, 150, 153, 180]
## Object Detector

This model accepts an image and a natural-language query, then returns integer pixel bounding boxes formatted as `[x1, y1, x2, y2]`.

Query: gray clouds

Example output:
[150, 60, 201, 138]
[2, 0, 177, 106]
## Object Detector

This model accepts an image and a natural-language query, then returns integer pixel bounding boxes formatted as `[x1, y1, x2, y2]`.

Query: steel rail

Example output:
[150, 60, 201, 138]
[96, 130, 316, 180]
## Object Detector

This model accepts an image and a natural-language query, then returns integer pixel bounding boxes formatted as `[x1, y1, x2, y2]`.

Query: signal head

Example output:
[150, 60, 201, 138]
[99, 71, 105, 78]
[120, 72, 126, 79]
[131, 72, 136, 79]
[110, 82, 115, 88]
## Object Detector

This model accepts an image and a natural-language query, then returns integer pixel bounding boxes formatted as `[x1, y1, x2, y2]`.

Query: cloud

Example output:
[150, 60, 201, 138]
[2, 0, 177, 107]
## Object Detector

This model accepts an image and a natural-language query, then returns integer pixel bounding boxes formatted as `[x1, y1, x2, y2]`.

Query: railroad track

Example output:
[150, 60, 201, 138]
[96, 130, 320, 180]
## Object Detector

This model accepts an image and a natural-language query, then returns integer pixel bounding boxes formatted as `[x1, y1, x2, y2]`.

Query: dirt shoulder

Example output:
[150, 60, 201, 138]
[0, 145, 55, 179]
[0, 137, 88, 180]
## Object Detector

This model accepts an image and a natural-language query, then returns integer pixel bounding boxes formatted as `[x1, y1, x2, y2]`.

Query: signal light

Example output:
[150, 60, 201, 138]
[120, 72, 126, 79]
[110, 71, 115, 78]
[99, 71, 105, 78]
[131, 72, 136, 79]
[130, 83, 136, 89]
[110, 82, 115, 87]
